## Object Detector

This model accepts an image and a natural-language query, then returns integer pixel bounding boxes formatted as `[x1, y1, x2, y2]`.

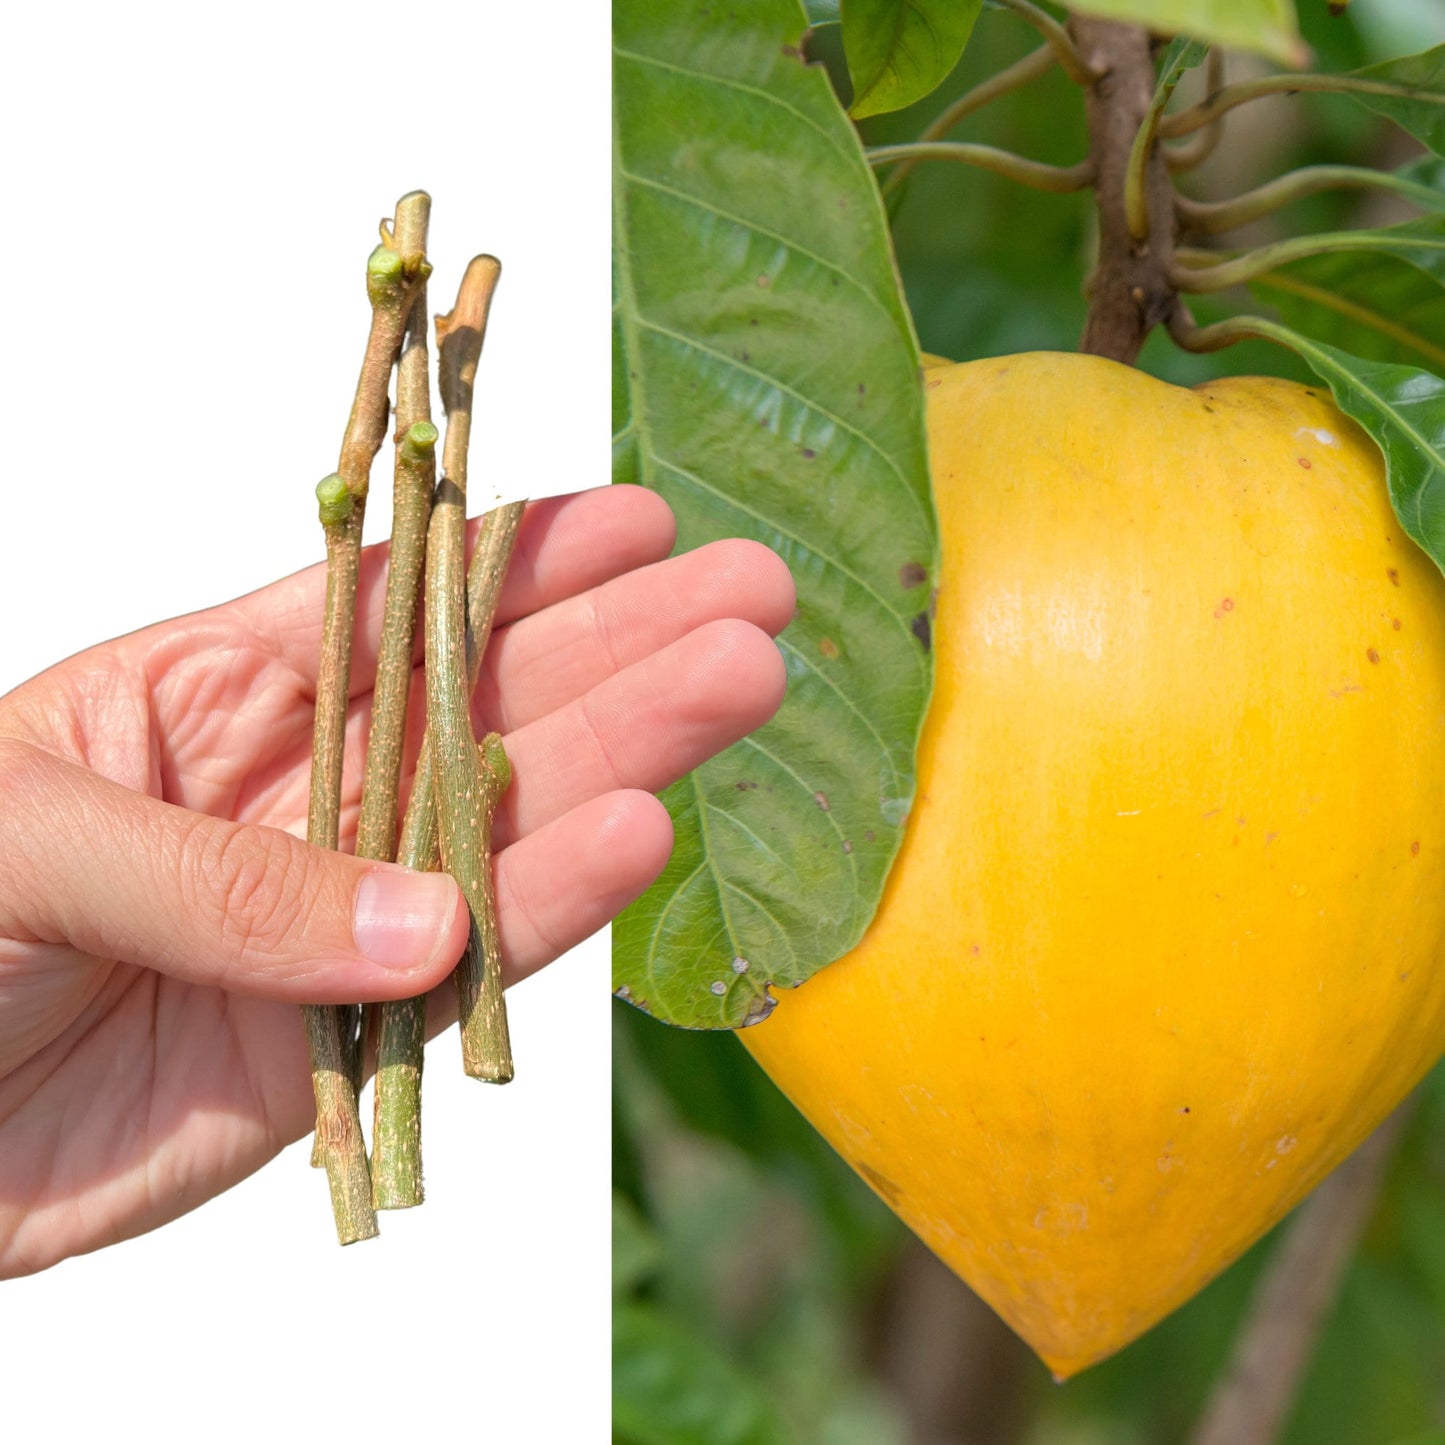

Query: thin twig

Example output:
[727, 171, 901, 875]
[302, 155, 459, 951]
[350, 191, 439, 1211]
[1165, 49, 1225, 174]
[426, 257, 518, 1082]
[879, 45, 1056, 201]
[302, 202, 424, 1228]
[1168, 227, 1434, 293]
[866, 142, 1094, 193]
[1188, 1104, 1414, 1445]
[302, 479, 378, 1244]
[1177, 164, 1445, 235]
[996, 0, 1100, 85]
[1160, 72, 1439, 141]
[373, 502, 525, 1195]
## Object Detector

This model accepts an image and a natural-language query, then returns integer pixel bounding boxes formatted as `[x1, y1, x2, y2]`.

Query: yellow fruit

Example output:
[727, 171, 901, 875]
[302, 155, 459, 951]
[740, 351, 1445, 1377]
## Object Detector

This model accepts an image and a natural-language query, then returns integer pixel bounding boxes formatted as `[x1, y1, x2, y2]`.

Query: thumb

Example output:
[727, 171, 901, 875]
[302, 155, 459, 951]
[0, 739, 468, 1002]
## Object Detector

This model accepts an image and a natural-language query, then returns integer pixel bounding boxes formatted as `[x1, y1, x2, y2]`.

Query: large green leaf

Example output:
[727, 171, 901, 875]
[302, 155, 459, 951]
[1250, 249, 1445, 374]
[1349, 45, 1445, 156]
[1242, 318, 1445, 574]
[612, 0, 937, 1029]
[1066, 0, 1304, 66]
[842, 0, 983, 120]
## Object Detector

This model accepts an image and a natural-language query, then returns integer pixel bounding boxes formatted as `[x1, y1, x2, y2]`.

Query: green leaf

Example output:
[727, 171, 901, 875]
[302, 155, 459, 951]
[1156, 35, 1210, 92]
[614, 1190, 663, 1298]
[1244, 318, 1445, 575]
[612, 0, 937, 1029]
[1348, 45, 1445, 156]
[613, 1304, 794, 1445]
[803, 0, 840, 23]
[842, 0, 983, 120]
[1066, 0, 1304, 66]
[1250, 249, 1445, 374]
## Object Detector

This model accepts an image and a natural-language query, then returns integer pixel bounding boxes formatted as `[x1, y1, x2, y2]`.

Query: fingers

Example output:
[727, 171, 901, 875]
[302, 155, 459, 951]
[493, 618, 788, 850]
[0, 740, 468, 1003]
[474, 537, 796, 733]
[235, 484, 677, 695]
[494, 790, 674, 985]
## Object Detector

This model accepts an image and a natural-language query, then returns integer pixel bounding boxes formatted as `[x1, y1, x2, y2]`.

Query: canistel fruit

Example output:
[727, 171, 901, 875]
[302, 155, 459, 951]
[740, 351, 1445, 1377]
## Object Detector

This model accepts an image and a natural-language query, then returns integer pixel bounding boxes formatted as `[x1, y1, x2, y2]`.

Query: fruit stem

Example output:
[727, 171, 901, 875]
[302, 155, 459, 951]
[1070, 17, 1183, 364]
[878, 45, 1057, 202]
[1187, 1102, 1415, 1445]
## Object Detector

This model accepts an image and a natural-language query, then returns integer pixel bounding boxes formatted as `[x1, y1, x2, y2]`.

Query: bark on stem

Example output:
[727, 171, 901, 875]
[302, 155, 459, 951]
[375, 500, 527, 1181]
[302, 497, 377, 1244]
[365, 193, 439, 1210]
[1069, 17, 1182, 364]
[302, 200, 425, 1209]
[427, 256, 516, 1081]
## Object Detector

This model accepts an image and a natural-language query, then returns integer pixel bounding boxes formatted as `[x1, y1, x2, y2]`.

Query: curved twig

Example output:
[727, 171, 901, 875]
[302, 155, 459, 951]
[1176, 164, 1445, 235]
[1161, 72, 1440, 141]
[1164, 49, 1225, 174]
[996, 0, 1101, 85]
[867, 141, 1094, 193]
[880, 44, 1056, 201]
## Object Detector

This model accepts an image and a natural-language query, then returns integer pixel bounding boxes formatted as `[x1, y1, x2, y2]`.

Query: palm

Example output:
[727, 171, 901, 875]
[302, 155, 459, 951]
[0, 488, 792, 1271]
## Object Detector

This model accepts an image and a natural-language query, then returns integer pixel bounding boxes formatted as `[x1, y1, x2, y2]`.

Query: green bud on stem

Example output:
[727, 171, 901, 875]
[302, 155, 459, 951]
[316, 473, 353, 526]
[480, 731, 511, 793]
[366, 243, 408, 307]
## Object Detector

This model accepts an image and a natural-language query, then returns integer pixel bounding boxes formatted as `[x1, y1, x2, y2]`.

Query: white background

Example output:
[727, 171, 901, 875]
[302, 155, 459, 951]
[0, 3, 609, 1438]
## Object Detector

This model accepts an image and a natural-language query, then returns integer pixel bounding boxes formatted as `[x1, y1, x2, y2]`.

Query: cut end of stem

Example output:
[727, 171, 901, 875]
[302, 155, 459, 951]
[367, 242, 409, 307]
[402, 419, 441, 460]
[315, 473, 354, 525]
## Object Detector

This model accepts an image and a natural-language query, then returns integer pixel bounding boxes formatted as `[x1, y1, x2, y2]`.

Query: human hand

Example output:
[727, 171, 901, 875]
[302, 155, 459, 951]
[0, 485, 793, 1276]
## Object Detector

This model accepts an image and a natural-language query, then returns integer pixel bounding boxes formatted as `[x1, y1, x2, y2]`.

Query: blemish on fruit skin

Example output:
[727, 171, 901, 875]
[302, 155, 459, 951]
[813, 790, 830, 812]
[1213, 597, 1234, 619]
[1276, 1135, 1297, 1155]
[1393, 617, 1402, 630]
[926, 378, 942, 390]
[1388, 568, 1400, 586]
[857, 1162, 904, 1207]
[1297, 457, 1312, 469]
[818, 636, 840, 659]
[1412, 841, 1421, 857]
[1367, 648, 1380, 665]
[1291, 883, 1308, 898]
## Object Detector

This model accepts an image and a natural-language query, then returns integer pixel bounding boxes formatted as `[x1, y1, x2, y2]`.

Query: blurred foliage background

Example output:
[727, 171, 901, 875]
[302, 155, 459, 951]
[614, 4, 1445, 1442]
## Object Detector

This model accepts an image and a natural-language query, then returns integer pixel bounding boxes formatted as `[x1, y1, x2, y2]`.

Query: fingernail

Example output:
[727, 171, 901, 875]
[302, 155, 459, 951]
[353, 869, 461, 969]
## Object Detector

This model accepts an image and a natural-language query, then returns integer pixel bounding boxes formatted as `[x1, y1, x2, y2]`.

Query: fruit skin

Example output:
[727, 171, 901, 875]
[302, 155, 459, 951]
[740, 351, 1445, 1377]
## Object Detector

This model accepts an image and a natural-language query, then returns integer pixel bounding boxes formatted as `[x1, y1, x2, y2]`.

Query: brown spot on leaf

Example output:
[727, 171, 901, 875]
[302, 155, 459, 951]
[813, 791, 830, 812]
[818, 636, 840, 659]
[899, 561, 927, 589]
[756, 274, 770, 288]
[735, 779, 758, 791]
[801, 447, 816, 460]
[912, 612, 932, 651]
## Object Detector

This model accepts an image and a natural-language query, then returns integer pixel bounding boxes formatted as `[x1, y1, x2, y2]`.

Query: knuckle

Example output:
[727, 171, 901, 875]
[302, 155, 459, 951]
[189, 822, 315, 959]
